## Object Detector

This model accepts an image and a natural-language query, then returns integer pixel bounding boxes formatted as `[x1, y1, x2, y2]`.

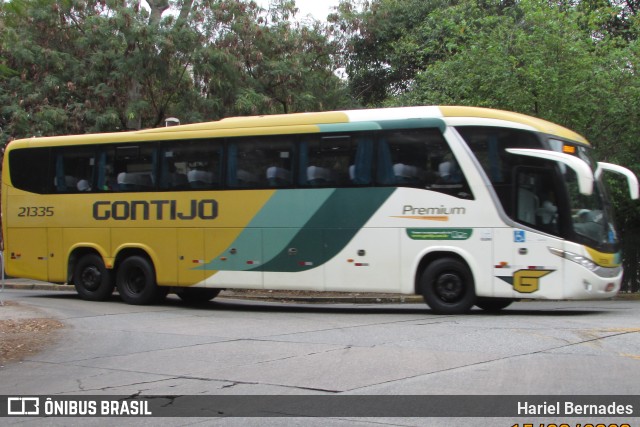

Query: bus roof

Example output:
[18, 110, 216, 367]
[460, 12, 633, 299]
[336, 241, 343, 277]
[6, 106, 590, 148]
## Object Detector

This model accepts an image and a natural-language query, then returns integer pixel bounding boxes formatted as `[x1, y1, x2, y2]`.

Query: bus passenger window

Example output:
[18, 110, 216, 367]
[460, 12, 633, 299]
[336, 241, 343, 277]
[107, 145, 157, 192]
[227, 137, 294, 189]
[159, 140, 222, 191]
[53, 147, 96, 193]
[299, 135, 369, 187]
[8, 148, 52, 194]
[377, 129, 472, 199]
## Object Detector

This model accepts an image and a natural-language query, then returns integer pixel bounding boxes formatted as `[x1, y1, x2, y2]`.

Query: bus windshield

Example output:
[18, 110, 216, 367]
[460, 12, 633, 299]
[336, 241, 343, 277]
[457, 126, 619, 252]
[549, 140, 619, 248]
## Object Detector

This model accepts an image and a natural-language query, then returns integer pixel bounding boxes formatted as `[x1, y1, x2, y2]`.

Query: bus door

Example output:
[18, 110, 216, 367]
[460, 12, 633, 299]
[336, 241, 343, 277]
[494, 167, 565, 299]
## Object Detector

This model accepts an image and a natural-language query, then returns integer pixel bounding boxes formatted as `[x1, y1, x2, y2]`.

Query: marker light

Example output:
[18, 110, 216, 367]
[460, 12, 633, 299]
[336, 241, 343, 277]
[548, 247, 597, 271]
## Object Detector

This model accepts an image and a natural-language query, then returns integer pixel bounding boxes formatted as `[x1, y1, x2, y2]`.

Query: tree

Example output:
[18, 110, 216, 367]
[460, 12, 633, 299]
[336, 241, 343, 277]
[195, 0, 350, 116]
[331, 0, 515, 105]
[0, 0, 349, 142]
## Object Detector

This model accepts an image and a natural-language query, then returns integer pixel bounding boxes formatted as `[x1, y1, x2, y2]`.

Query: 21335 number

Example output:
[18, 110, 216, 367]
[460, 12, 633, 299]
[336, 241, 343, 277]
[17, 206, 54, 217]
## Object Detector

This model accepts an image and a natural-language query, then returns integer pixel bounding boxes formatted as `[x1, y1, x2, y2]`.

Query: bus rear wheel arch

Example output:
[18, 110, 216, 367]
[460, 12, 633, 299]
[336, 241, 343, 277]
[419, 257, 476, 314]
[115, 255, 164, 305]
[73, 253, 114, 301]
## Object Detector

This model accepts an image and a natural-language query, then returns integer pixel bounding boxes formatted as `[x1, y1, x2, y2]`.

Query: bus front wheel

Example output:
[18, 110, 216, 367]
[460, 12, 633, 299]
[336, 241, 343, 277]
[420, 258, 476, 314]
[74, 254, 113, 301]
[116, 256, 162, 305]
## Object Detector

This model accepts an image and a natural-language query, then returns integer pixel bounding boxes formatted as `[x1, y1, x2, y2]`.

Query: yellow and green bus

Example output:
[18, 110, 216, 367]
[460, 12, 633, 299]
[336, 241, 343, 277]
[2, 106, 637, 313]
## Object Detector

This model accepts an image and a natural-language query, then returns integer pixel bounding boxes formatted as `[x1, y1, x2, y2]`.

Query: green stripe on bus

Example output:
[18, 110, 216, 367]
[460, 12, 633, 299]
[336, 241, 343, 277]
[199, 187, 395, 273]
[253, 187, 395, 272]
[199, 189, 334, 272]
[317, 122, 382, 133]
[376, 118, 446, 132]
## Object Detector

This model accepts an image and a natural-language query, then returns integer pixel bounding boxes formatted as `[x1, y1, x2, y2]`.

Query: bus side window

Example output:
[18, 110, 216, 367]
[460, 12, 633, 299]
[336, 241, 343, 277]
[159, 140, 222, 191]
[96, 150, 115, 191]
[8, 147, 52, 194]
[54, 147, 96, 193]
[299, 135, 366, 187]
[227, 137, 293, 189]
[112, 145, 156, 192]
[377, 128, 472, 199]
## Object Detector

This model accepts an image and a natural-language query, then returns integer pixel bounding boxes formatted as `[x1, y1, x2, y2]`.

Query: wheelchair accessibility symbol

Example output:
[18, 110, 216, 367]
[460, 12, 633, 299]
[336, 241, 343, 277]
[514, 230, 526, 243]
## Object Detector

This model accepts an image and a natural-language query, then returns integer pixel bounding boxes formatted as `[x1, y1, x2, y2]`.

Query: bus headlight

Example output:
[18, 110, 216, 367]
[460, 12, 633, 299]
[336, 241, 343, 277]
[548, 247, 598, 271]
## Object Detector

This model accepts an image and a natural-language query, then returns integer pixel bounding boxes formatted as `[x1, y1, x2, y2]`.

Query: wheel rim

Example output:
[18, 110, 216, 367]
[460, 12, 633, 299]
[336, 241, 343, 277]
[124, 267, 146, 295]
[81, 266, 102, 291]
[434, 272, 464, 303]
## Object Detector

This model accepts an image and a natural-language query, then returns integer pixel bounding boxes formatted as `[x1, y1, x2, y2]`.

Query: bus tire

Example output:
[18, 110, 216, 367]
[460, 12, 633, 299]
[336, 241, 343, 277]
[420, 258, 476, 314]
[176, 288, 221, 304]
[116, 256, 161, 305]
[475, 297, 513, 312]
[74, 254, 113, 301]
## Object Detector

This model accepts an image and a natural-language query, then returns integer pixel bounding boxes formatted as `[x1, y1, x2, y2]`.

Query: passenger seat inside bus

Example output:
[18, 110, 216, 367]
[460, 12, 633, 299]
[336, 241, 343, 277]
[117, 172, 154, 191]
[187, 170, 214, 188]
[266, 166, 291, 187]
[307, 165, 334, 186]
[167, 172, 188, 189]
[236, 169, 259, 187]
[77, 179, 91, 192]
[393, 163, 424, 185]
[54, 175, 79, 192]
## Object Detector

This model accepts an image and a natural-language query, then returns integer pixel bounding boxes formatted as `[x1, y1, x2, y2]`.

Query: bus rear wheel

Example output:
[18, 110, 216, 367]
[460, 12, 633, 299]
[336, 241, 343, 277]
[116, 256, 162, 305]
[74, 254, 113, 301]
[176, 288, 221, 304]
[420, 258, 476, 315]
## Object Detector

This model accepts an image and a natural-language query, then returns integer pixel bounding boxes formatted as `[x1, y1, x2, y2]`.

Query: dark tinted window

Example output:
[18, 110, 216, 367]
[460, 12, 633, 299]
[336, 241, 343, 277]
[8, 127, 462, 194]
[228, 136, 294, 188]
[378, 129, 473, 199]
[53, 147, 96, 192]
[9, 148, 51, 194]
[298, 134, 373, 187]
[160, 140, 222, 190]
[111, 145, 157, 191]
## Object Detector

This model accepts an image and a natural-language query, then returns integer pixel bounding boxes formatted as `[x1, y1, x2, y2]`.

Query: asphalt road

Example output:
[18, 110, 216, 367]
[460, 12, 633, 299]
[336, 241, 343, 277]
[1, 288, 639, 426]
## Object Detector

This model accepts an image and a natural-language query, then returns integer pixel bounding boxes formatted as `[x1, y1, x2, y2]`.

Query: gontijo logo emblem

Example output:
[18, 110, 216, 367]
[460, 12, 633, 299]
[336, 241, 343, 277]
[497, 269, 555, 293]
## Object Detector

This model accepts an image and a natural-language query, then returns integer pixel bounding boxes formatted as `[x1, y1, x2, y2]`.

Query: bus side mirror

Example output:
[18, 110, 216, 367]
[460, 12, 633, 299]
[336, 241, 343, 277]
[506, 148, 594, 196]
[596, 162, 639, 200]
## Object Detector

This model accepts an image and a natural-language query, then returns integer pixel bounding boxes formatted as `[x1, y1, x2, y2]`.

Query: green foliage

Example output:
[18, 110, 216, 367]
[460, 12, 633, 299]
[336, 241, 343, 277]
[0, 0, 349, 142]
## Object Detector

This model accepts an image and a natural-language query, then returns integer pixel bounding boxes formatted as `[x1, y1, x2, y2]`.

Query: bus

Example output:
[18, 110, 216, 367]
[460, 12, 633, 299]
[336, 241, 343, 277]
[2, 106, 638, 314]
